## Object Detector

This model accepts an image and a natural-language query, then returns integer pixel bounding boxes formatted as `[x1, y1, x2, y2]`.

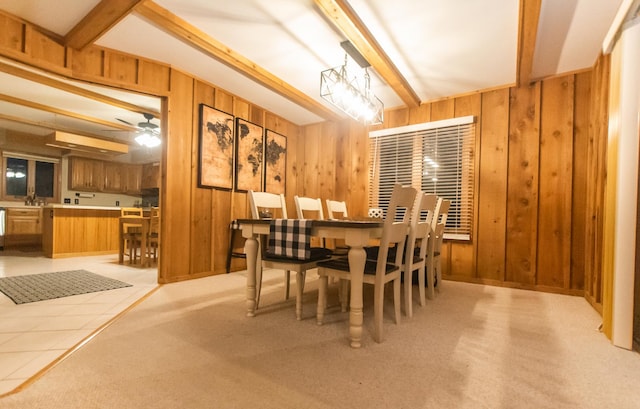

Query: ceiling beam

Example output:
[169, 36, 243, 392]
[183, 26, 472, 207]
[516, 0, 541, 87]
[135, 1, 344, 122]
[314, 0, 421, 108]
[64, 0, 146, 50]
[0, 93, 138, 132]
[0, 61, 160, 117]
[0, 113, 136, 147]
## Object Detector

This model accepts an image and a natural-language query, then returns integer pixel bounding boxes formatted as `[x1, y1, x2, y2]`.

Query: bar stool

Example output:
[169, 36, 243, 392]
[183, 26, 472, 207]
[226, 220, 246, 273]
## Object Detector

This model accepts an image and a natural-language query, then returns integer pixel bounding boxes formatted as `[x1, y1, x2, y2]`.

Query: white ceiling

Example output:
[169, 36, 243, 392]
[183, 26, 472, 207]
[0, 0, 625, 148]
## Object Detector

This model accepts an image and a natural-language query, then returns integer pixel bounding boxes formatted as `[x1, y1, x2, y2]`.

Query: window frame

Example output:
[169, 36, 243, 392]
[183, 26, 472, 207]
[1, 151, 60, 203]
[368, 116, 476, 241]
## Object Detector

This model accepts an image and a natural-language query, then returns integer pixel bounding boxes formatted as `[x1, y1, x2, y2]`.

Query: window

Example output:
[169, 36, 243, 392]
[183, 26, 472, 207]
[368, 116, 476, 240]
[2, 152, 60, 202]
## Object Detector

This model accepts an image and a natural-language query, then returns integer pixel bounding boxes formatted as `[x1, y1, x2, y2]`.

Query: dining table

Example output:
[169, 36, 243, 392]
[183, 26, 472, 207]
[118, 216, 151, 267]
[237, 218, 383, 348]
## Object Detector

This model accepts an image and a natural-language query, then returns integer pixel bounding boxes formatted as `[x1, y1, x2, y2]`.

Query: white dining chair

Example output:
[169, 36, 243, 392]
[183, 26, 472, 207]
[325, 199, 348, 220]
[430, 199, 450, 294]
[249, 190, 332, 320]
[403, 192, 438, 317]
[316, 184, 417, 343]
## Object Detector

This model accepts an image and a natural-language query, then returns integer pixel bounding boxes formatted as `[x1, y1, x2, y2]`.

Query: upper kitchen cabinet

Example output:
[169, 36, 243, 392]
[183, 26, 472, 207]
[124, 164, 143, 195]
[103, 162, 142, 194]
[142, 162, 160, 190]
[68, 157, 104, 192]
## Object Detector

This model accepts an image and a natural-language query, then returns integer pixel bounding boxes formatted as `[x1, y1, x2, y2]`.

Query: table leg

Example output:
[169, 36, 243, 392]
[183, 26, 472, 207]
[348, 245, 366, 348]
[244, 235, 258, 317]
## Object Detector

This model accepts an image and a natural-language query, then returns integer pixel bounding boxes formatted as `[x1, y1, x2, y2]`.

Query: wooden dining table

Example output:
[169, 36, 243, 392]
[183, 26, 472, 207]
[237, 218, 383, 348]
[118, 216, 151, 267]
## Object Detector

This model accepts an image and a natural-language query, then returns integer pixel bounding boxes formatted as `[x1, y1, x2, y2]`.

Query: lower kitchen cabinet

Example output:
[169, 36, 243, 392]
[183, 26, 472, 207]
[5, 207, 42, 248]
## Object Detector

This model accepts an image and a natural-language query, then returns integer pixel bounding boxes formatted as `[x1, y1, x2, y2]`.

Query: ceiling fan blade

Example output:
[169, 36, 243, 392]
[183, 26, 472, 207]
[116, 118, 135, 126]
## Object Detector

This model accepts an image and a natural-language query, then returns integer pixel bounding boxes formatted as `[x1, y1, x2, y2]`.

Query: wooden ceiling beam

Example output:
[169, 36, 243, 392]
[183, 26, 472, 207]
[516, 0, 542, 87]
[0, 93, 138, 132]
[0, 61, 159, 117]
[64, 0, 146, 50]
[135, 1, 344, 122]
[314, 0, 421, 108]
[0, 113, 136, 147]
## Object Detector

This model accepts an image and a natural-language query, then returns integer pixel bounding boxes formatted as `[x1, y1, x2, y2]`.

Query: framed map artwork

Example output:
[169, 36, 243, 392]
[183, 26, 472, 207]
[198, 104, 234, 189]
[235, 118, 263, 192]
[264, 130, 287, 194]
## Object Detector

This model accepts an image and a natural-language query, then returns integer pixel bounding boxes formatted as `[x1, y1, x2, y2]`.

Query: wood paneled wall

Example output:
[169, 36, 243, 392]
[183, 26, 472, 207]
[0, 10, 609, 303]
[307, 64, 609, 300]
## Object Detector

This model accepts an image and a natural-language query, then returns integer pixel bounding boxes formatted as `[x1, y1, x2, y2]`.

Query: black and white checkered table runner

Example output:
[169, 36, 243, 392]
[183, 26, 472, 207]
[267, 219, 312, 260]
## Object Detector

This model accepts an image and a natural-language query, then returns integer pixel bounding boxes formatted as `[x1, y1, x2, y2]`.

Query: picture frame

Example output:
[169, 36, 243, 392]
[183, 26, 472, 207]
[234, 118, 264, 192]
[264, 129, 287, 194]
[198, 104, 234, 190]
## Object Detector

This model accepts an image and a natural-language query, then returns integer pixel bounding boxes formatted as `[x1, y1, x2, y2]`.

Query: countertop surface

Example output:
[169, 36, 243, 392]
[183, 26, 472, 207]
[46, 204, 122, 211]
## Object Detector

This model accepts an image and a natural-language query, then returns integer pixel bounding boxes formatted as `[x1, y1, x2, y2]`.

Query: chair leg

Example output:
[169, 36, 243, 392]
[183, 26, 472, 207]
[393, 278, 401, 324]
[284, 270, 291, 299]
[404, 267, 413, 318]
[317, 274, 328, 325]
[426, 261, 435, 300]
[373, 283, 385, 343]
[418, 265, 426, 306]
[295, 271, 304, 321]
[435, 257, 442, 293]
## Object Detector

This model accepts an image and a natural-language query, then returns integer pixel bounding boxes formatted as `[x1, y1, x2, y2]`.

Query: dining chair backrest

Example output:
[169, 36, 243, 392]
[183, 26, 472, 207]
[407, 192, 438, 261]
[437, 199, 450, 226]
[294, 196, 324, 220]
[248, 190, 288, 219]
[326, 199, 348, 220]
[149, 207, 160, 235]
[121, 207, 143, 217]
[432, 198, 451, 231]
[376, 184, 417, 274]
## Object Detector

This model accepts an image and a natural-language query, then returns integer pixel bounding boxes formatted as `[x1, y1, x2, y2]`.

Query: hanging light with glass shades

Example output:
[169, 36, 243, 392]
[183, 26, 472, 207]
[320, 41, 384, 125]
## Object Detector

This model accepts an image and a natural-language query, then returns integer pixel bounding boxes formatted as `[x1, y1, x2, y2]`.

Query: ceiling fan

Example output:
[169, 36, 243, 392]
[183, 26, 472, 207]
[116, 113, 161, 148]
[117, 112, 160, 135]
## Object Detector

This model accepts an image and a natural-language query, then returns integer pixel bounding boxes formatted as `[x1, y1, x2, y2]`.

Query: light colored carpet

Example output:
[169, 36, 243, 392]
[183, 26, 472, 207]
[0, 270, 132, 304]
[1, 269, 639, 408]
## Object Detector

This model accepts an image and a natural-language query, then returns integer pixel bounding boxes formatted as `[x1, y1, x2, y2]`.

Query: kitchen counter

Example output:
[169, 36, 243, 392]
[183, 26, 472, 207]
[42, 206, 121, 258]
[45, 204, 122, 211]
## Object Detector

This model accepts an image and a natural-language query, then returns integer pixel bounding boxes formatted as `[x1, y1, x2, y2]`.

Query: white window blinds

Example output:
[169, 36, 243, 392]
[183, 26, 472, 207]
[368, 116, 476, 240]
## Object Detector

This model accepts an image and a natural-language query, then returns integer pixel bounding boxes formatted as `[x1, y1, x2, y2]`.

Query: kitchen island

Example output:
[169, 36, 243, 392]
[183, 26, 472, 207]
[42, 205, 121, 258]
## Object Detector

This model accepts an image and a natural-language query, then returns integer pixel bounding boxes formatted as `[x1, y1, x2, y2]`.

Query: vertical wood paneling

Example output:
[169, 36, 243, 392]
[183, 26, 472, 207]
[105, 51, 138, 84]
[506, 83, 540, 285]
[572, 72, 591, 290]
[138, 60, 170, 92]
[25, 27, 66, 67]
[303, 124, 321, 199]
[159, 70, 194, 283]
[537, 75, 574, 288]
[477, 89, 509, 280]
[0, 14, 23, 51]
[71, 47, 104, 78]
[190, 81, 214, 276]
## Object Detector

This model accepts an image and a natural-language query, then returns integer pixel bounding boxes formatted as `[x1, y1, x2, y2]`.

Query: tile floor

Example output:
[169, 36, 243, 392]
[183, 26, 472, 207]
[0, 249, 158, 396]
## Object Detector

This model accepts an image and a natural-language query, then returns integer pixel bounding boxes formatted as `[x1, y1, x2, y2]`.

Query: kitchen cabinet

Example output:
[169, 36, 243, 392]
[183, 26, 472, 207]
[68, 157, 104, 191]
[125, 164, 143, 194]
[5, 207, 42, 248]
[142, 162, 160, 189]
[103, 161, 125, 193]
